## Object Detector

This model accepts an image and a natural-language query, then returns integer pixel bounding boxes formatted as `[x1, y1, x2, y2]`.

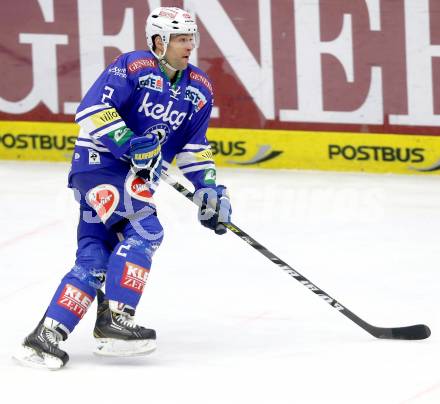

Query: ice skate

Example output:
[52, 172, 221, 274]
[93, 290, 156, 357]
[13, 317, 69, 370]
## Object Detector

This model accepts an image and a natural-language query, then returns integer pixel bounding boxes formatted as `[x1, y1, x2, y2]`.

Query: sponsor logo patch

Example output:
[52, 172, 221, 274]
[108, 127, 133, 146]
[128, 58, 157, 73]
[57, 284, 93, 319]
[120, 262, 150, 293]
[90, 108, 121, 128]
[184, 85, 207, 111]
[86, 184, 120, 223]
[194, 148, 213, 162]
[189, 71, 213, 95]
[88, 149, 100, 165]
[204, 168, 216, 184]
[138, 73, 163, 92]
[159, 9, 178, 19]
[108, 66, 127, 78]
[126, 174, 154, 202]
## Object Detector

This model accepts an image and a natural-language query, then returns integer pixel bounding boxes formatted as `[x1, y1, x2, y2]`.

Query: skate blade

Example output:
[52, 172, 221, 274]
[13, 345, 64, 370]
[94, 338, 157, 357]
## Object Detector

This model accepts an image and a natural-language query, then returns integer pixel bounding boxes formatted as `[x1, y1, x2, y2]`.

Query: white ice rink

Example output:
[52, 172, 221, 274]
[1, 161, 439, 404]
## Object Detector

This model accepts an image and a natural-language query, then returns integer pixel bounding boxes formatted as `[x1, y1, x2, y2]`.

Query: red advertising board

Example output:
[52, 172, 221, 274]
[1, 0, 440, 135]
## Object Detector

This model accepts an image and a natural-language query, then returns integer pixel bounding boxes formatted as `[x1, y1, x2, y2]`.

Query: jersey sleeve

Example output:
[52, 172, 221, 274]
[175, 100, 217, 190]
[74, 55, 135, 159]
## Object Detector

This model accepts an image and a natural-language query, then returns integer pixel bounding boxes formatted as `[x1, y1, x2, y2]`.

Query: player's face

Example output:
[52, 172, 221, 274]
[165, 34, 196, 70]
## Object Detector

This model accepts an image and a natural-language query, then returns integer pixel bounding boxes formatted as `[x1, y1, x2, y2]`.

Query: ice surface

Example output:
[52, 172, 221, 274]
[1, 161, 439, 404]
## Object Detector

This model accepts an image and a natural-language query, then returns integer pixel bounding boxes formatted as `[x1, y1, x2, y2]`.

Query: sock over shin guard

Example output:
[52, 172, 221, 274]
[104, 214, 163, 309]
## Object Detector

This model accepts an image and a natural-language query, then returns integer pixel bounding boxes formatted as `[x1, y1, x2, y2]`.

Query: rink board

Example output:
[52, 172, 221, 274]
[1, 120, 440, 175]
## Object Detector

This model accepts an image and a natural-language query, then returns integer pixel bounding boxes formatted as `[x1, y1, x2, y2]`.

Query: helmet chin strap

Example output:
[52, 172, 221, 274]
[159, 57, 178, 72]
[151, 47, 178, 73]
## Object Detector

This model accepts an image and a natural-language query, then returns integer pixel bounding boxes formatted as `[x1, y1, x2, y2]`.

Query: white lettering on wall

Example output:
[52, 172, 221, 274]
[365, 0, 381, 31]
[64, 0, 135, 114]
[38, 0, 55, 22]
[192, 0, 274, 120]
[389, 0, 440, 126]
[280, 0, 383, 124]
[0, 0, 67, 114]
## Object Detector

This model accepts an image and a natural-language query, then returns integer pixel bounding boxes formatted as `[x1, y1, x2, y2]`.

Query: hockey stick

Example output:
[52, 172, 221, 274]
[160, 170, 430, 340]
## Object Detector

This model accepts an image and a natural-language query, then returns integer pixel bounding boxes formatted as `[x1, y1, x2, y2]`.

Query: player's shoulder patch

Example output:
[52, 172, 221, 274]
[126, 51, 158, 74]
[188, 65, 214, 96]
[106, 52, 132, 79]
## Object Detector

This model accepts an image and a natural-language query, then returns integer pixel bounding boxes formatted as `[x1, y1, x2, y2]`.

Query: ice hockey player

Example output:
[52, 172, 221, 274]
[14, 6, 232, 370]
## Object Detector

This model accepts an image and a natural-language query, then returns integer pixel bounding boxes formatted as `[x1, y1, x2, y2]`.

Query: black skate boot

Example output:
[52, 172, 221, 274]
[13, 317, 70, 370]
[93, 289, 156, 356]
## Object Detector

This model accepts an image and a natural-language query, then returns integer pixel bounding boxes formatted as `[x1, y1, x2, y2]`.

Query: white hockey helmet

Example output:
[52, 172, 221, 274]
[145, 7, 199, 63]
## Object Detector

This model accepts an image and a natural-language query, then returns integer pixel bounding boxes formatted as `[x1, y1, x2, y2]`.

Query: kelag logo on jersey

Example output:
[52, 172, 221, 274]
[138, 92, 187, 130]
[138, 73, 163, 92]
[184, 85, 207, 112]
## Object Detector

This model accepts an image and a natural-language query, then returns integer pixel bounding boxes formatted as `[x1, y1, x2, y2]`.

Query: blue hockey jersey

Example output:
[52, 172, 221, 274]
[69, 50, 217, 191]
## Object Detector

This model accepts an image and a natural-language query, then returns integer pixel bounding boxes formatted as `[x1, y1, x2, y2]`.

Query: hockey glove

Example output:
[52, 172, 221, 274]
[195, 185, 232, 235]
[130, 134, 162, 183]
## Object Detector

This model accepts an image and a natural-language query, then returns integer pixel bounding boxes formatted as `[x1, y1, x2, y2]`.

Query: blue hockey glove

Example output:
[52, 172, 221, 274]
[130, 134, 162, 183]
[195, 185, 232, 235]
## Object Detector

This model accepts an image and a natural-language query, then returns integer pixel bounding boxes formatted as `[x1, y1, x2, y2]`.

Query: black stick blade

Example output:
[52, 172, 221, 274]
[371, 324, 431, 340]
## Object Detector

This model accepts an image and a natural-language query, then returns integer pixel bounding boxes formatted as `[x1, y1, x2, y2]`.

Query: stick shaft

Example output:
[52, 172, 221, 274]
[160, 171, 430, 340]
